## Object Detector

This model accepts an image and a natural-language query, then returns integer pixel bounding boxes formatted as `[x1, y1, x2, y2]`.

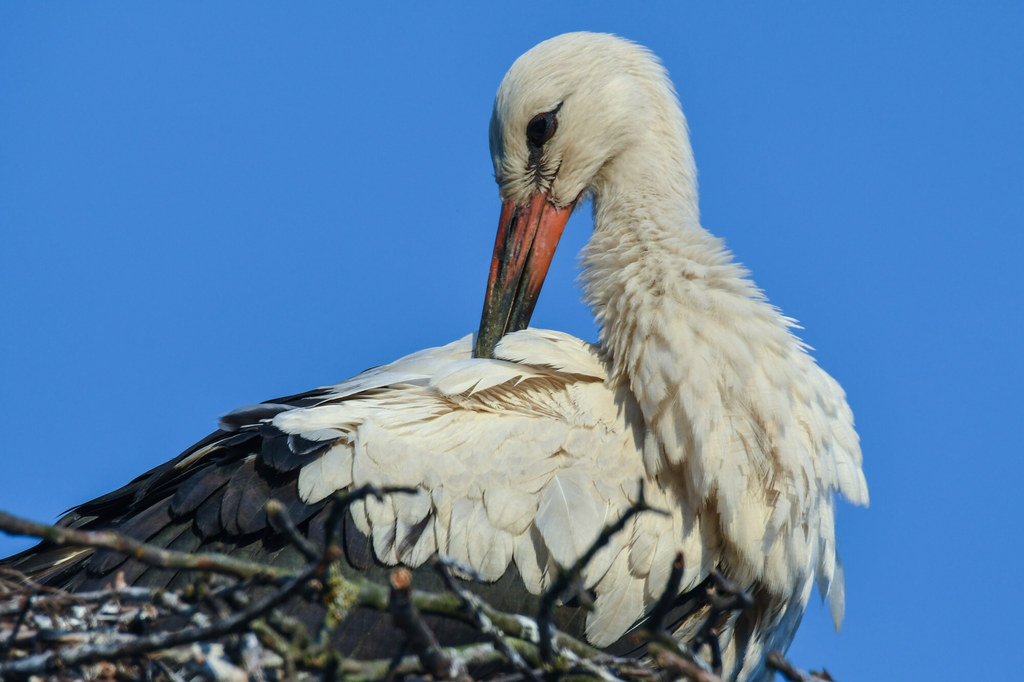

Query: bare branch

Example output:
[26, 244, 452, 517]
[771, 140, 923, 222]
[766, 651, 835, 682]
[0, 510, 289, 581]
[266, 498, 320, 562]
[645, 552, 685, 632]
[648, 641, 722, 682]
[388, 567, 467, 681]
[433, 554, 541, 682]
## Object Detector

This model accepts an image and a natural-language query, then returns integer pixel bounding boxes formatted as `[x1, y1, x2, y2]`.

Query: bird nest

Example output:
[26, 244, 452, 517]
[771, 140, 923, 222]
[0, 486, 831, 682]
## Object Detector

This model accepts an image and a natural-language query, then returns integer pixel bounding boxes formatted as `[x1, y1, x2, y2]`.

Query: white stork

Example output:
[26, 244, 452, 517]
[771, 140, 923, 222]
[7, 32, 867, 681]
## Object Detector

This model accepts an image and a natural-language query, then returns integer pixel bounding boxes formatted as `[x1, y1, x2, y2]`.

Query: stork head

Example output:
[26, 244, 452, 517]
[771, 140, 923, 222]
[475, 32, 682, 358]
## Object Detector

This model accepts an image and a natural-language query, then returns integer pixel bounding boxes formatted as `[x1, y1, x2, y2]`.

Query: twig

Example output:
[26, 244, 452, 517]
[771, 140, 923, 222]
[332, 641, 513, 682]
[648, 641, 721, 682]
[250, 618, 301, 676]
[266, 498, 320, 562]
[151, 658, 189, 682]
[433, 554, 541, 682]
[645, 552, 684, 632]
[706, 571, 753, 612]
[688, 569, 753, 674]
[766, 651, 833, 682]
[0, 510, 289, 581]
[0, 585, 191, 617]
[388, 567, 466, 681]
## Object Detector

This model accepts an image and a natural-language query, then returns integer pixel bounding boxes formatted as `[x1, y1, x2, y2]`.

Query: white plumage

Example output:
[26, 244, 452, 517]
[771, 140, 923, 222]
[43, 31, 866, 681]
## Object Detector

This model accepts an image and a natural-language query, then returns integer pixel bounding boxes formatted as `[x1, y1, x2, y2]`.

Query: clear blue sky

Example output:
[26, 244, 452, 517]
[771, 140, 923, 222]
[1, 3, 1021, 679]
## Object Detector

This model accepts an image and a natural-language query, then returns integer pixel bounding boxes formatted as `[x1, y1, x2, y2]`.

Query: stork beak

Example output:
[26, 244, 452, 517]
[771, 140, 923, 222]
[475, 192, 574, 359]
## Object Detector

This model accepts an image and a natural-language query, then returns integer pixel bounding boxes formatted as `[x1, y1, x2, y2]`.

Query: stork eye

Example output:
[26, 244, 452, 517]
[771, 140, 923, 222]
[526, 110, 558, 148]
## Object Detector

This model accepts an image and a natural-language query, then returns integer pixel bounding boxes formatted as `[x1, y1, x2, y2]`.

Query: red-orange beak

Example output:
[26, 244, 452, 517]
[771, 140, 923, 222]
[475, 192, 575, 358]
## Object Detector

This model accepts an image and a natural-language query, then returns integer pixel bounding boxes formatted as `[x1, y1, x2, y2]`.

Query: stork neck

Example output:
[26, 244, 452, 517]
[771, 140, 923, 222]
[581, 136, 755, 387]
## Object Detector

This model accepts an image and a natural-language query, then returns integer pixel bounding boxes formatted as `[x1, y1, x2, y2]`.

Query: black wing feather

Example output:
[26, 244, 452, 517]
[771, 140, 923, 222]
[169, 460, 233, 516]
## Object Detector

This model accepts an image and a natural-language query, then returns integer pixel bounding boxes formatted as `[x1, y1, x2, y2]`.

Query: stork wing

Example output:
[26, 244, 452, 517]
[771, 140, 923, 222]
[6, 330, 708, 652]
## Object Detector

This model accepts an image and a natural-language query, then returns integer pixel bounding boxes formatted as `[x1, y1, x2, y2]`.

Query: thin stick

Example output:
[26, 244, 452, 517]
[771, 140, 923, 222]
[766, 651, 831, 682]
[265, 498, 320, 562]
[387, 567, 465, 681]
[0, 510, 288, 581]
[433, 554, 541, 682]
[648, 641, 722, 682]
[645, 552, 684, 632]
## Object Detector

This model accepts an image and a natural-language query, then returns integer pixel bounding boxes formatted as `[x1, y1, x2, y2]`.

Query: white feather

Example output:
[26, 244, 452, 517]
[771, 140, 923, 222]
[534, 470, 604, 568]
[465, 505, 514, 581]
[512, 527, 552, 594]
[494, 329, 606, 378]
[585, 555, 645, 647]
[298, 443, 353, 504]
[830, 555, 847, 631]
[483, 486, 539, 535]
